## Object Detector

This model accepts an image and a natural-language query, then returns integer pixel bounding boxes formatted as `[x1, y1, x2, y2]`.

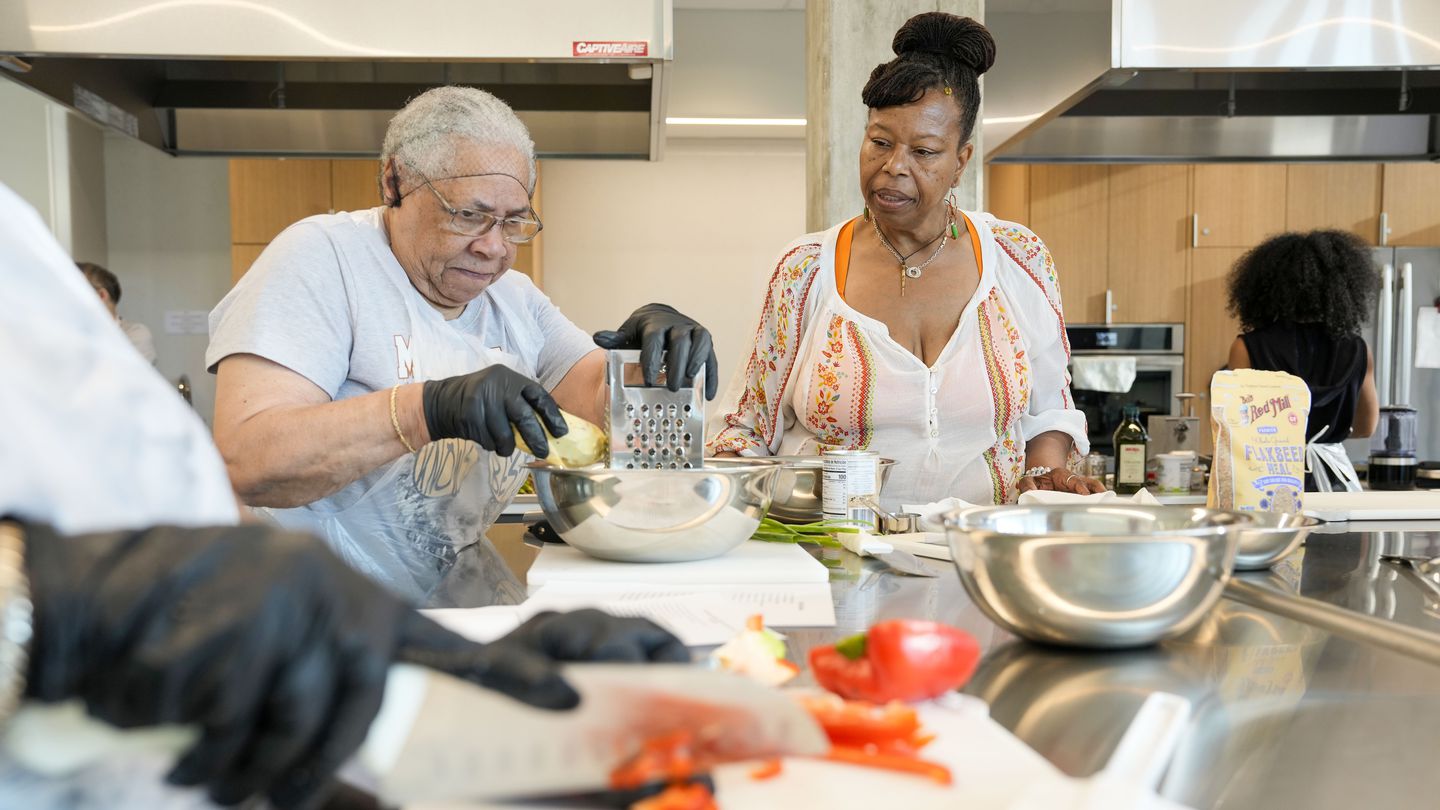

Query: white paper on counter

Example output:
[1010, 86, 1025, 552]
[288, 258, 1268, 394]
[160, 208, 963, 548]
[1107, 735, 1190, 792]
[521, 587, 744, 646]
[523, 580, 837, 629]
[526, 540, 830, 595]
[1417, 307, 1440, 369]
[422, 595, 740, 647]
[420, 606, 525, 643]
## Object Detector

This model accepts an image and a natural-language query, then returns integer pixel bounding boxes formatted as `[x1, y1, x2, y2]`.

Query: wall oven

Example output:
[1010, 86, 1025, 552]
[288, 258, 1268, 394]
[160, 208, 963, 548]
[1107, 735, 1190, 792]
[1066, 324, 1185, 455]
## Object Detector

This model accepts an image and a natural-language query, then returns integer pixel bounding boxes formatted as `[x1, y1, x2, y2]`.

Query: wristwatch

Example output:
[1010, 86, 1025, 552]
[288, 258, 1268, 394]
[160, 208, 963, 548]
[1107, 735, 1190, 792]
[1023, 466, 1053, 478]
[0, 521, 32, 725]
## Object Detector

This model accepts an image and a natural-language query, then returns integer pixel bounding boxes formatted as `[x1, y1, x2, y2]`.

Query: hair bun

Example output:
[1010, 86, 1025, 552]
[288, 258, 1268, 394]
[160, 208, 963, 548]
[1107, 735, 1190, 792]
[892, 12, 996, 75]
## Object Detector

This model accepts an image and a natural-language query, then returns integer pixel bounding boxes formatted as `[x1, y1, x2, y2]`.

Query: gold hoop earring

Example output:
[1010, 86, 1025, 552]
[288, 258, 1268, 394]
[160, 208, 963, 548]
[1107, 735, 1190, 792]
[863, 205, 871, 222]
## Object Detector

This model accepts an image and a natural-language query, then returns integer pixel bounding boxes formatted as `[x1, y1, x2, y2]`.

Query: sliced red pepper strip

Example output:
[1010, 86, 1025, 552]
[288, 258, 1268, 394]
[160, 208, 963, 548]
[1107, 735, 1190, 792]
[610, 731, 696, 790]
[823, 745, 953, 786]
[748, 758, 784, 781]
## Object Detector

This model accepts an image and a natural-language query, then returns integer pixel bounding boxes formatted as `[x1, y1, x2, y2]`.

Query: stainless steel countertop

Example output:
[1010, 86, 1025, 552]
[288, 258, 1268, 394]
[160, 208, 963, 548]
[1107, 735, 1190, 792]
[433, 520, 1440, 809]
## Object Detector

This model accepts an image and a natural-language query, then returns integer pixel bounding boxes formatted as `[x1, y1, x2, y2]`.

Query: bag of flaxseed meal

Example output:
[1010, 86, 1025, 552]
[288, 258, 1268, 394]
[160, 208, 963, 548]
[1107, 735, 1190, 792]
[1208, 369, 1311, 514]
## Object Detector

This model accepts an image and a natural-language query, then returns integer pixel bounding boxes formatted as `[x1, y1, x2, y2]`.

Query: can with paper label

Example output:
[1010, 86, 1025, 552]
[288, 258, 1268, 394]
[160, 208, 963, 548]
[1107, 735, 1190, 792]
[821, 449, 879, 531]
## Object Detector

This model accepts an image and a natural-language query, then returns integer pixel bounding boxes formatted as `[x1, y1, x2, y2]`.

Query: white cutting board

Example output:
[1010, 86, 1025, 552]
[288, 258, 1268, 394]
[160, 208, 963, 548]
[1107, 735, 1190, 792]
[526, 540, 829, 595]
[1304, 490, 1440, 521]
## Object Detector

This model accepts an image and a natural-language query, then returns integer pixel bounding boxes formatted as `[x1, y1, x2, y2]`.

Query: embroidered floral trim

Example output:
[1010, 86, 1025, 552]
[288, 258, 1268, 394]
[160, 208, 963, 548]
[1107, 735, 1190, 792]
[708, 242, 823, 454]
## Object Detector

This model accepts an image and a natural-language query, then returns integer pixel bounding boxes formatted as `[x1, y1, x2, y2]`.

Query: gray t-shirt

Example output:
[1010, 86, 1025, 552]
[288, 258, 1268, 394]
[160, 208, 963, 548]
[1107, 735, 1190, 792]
[208, 207, 595, 599]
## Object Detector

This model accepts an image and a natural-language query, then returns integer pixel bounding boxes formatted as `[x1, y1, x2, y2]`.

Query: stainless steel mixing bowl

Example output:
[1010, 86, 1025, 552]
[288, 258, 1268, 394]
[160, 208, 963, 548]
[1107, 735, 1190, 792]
[527, 459, 781, 563]
[943, 504, 1253, 648]
[1233, 511, 1319, 570]
[766, 455, 897, 523]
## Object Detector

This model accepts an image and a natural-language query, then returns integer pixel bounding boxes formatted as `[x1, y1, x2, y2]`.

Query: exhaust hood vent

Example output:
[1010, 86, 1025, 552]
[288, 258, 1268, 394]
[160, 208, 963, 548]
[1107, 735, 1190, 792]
[985, 0, 1440, 163]
[0, 0, 672, 159]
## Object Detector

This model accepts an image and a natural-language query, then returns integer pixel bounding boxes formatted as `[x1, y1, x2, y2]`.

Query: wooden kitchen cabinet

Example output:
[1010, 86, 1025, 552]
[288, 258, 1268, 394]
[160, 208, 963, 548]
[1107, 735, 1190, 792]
[229, 159, 334, 245]
[1106, 165, 1189, 324]
[230, 243, 267, 286]
[1381, 162, 1440, 246]
[1192, 164, 1287, 248]
[1187, 247, 1246, 408]
[230, 158, 544, 287]
[330, 159, 382, 212]
[1028, 165, 1109, 324]
[985, 163, 1029, 225]
[1188, 247, 1247, 455]
[1286, 164, 1382, 243]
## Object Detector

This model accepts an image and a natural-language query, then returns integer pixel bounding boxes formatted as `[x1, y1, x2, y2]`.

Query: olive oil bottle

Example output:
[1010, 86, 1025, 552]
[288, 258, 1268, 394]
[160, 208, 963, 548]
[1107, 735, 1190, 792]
[1113, 404, 1150, 495]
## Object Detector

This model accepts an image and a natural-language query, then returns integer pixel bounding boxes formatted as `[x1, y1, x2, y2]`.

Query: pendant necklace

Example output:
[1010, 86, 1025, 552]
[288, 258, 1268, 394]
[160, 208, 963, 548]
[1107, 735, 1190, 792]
[872, 210, 955, 296]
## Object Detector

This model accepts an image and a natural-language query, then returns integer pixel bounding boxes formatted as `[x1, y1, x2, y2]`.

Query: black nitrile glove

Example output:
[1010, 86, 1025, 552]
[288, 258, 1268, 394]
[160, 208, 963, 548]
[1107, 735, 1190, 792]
[594, 303, 719, 400]
[422, 364, 566, 458]
[21, 523, 684, 809]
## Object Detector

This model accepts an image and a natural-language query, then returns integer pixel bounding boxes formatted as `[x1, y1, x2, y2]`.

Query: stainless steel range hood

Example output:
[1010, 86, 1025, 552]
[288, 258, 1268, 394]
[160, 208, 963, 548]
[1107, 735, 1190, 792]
[0, 0, 671, 159]
[985, 0, 1440, 163]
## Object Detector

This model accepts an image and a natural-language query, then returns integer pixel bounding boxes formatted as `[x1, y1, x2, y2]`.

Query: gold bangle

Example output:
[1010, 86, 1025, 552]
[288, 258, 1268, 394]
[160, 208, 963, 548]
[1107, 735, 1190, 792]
[0, 521, 32, 725]
[390, 384, 418, 454]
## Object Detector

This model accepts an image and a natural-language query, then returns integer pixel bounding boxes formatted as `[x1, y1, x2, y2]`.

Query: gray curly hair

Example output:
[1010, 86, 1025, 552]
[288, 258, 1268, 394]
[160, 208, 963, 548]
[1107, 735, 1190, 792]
[380, 86, 536, 194]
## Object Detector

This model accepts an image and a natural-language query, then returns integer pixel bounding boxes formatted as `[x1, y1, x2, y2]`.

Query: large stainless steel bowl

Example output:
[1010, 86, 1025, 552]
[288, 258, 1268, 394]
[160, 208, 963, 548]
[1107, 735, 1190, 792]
[943, 504, 1253, 648]
[527, 459, 781, 563]
[1233, 512, 1320, 570]
[766, 455, 897, 523]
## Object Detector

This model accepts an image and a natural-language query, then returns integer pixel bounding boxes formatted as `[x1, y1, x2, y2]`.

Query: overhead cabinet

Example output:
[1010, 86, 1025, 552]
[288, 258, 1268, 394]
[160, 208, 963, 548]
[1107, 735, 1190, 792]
[1026, 165, 1109, 325]
[1380, 163, 1440, 246]
[1286, 164, 1382, 244]
[1106, 165, 1190, 325]
[1190, 165, 1287, 249]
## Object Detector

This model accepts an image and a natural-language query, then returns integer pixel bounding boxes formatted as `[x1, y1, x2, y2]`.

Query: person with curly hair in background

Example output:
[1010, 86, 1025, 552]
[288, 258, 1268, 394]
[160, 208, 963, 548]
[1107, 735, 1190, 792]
[709, 12, 1101, 507]
[1225, 229, 1380, 491]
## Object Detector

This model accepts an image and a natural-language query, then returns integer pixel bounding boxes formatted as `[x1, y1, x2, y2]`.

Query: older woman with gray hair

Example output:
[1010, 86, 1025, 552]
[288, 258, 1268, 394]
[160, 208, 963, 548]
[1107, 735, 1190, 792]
[208, 86, 717, 602]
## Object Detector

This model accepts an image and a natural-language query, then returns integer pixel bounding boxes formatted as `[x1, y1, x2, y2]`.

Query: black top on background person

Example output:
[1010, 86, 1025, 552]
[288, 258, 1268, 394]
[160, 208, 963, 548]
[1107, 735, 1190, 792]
[1226, 229, 1381, 447]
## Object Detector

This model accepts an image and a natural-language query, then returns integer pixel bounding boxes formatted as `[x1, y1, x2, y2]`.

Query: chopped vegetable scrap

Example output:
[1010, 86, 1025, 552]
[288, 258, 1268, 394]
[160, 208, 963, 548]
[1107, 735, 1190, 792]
[799, 693, 952, 785]
[710, 614, 799, 687]
[810, 619, 980, 703]
[747, 759, 784, 781]
[611, 731, 698, 792]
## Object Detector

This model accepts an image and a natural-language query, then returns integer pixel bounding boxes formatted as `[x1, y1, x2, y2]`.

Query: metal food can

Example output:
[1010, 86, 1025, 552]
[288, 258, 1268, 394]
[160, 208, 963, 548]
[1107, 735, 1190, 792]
[821, 448, 880, 531]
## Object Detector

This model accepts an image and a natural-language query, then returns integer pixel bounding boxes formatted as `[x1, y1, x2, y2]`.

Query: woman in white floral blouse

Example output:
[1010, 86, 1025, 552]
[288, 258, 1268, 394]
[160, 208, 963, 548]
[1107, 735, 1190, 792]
[708, 12, 1103, 508]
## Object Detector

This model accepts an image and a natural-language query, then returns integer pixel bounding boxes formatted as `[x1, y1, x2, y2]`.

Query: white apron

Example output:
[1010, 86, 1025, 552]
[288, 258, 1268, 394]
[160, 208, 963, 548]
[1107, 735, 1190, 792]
[259, 292, 530, 606]
[1306, 424, 1362, 493]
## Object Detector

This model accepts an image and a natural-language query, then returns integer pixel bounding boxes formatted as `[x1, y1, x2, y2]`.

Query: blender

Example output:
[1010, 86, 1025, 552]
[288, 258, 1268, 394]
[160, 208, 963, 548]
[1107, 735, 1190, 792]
[1368, 406, 1418, 490]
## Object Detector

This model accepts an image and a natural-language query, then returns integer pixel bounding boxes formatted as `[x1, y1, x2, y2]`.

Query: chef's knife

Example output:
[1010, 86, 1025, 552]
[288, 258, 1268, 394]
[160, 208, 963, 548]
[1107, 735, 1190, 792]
[3, 663, 829, 804]
[839, 531, 940, 577]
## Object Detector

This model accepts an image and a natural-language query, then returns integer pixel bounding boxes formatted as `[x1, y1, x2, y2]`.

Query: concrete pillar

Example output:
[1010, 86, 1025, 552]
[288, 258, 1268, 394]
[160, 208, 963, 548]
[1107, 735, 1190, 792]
[806, 0, 984, 232]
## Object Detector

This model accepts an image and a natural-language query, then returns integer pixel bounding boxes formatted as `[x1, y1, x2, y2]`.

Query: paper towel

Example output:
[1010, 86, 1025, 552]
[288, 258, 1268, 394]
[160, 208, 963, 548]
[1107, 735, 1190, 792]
[1070, 355, 1138, 393]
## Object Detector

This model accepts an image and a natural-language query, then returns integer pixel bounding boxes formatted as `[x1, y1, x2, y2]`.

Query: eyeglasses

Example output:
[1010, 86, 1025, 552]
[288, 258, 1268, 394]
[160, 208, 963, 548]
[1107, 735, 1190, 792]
[416, 178, 543, 244]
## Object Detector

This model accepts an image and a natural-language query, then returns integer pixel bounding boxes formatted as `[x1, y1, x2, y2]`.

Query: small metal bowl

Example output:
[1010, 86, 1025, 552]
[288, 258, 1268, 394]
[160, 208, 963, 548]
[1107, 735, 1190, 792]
[1233, 512, 1320, 570]
[527, 459, 780, 563]
[766, 455, 897, 523]
[943, 504, 1253, 649]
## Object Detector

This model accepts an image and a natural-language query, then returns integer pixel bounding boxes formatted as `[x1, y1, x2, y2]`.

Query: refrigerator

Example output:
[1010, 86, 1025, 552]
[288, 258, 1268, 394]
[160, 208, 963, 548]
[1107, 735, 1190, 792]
[1342, 248, 1440, 465]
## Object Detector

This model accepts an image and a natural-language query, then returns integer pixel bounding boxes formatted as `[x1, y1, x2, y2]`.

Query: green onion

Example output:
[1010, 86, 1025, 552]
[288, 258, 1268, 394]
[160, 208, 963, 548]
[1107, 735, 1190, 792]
[750, 517, 871, 548]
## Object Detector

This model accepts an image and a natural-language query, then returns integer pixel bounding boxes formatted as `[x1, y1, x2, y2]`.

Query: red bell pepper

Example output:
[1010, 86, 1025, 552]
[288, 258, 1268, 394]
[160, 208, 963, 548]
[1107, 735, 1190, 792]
[809, 619, 980, 703]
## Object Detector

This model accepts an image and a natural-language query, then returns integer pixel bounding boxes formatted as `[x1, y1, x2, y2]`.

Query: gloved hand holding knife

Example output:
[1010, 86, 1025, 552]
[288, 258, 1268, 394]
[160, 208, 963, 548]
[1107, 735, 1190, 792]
[17, 521, 687, 809]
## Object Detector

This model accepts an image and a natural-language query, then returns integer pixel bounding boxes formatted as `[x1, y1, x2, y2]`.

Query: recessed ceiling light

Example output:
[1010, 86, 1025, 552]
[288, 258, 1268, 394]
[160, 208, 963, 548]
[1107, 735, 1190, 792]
[666, 117, 807, 126]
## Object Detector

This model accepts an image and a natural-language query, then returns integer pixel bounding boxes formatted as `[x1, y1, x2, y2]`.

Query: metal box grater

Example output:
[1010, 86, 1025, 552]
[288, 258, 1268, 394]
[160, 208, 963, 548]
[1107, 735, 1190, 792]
[606, 350, 705, 470]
